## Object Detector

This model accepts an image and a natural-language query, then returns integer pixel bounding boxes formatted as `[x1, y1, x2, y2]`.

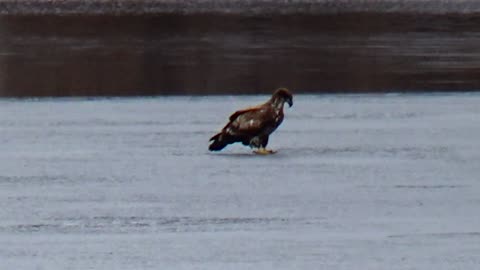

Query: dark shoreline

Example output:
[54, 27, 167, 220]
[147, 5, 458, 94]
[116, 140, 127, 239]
[1, 12, 480, 96]
[3, 0, 480, 16]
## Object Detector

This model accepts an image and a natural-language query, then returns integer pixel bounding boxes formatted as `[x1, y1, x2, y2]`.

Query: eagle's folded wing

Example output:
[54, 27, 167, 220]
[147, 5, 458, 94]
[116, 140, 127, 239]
[229, 104, 264, 121]
[224, 104, 274, 136]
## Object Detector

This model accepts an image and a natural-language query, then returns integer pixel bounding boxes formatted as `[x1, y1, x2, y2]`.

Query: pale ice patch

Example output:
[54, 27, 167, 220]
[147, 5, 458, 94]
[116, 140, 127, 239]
[1, 93, 480, 269]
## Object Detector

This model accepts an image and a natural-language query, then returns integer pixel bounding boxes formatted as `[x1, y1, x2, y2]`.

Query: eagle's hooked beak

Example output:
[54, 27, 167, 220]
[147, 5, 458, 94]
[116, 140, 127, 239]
[287, 97, 293, 107]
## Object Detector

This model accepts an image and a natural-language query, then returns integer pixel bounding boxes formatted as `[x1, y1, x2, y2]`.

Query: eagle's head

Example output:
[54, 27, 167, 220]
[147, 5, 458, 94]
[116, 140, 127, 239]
[272, 88, 293, 107]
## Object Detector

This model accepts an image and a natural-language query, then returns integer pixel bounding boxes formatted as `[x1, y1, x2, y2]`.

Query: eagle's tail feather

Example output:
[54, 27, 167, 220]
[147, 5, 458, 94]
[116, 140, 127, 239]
[209, 133, 221, 142]
[209, 132, 235, 151]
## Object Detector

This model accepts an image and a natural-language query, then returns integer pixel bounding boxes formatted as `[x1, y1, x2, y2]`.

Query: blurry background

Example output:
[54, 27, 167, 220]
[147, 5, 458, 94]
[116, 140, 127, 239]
[1, 0, 480, 97]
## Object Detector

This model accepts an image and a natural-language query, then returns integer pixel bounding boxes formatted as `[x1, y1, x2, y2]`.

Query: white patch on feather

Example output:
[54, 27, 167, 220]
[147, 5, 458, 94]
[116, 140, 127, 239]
[249, 119, 254, 126]
[275, 102, 284, 110]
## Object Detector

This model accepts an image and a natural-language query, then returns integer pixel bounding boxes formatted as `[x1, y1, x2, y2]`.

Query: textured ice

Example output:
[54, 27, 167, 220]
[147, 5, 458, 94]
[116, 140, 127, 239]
[1, 93, 480, 269]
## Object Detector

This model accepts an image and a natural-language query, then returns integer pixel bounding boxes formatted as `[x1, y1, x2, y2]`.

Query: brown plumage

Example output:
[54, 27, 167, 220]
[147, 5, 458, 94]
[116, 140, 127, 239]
[209, 88, 293, 153]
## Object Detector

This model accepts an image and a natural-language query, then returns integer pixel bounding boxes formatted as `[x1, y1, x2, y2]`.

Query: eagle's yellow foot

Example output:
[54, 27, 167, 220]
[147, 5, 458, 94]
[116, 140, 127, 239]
[253, 148, 276, 155]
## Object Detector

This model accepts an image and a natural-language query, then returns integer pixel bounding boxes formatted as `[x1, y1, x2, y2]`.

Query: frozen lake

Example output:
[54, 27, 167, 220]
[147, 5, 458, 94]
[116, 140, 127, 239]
[1, 93, 480, 269]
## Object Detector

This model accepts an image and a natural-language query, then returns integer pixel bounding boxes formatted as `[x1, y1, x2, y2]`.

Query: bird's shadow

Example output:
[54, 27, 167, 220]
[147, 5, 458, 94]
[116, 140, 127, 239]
[207, 149, 288, 158]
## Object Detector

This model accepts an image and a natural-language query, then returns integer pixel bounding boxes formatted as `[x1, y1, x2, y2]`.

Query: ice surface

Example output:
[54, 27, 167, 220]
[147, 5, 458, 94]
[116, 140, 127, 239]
[1, 93, 480, 269]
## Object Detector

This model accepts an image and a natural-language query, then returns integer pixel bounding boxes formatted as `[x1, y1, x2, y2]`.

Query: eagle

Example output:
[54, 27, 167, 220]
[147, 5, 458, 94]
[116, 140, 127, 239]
[209, 88, 293, 154]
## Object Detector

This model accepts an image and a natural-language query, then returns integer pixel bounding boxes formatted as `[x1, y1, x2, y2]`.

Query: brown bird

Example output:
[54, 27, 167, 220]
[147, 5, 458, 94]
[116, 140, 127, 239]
[209, 88, 293, 154]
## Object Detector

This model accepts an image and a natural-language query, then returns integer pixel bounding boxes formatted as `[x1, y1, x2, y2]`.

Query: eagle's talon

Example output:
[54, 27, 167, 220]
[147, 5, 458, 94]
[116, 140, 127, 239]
[253, 148, 276, 155]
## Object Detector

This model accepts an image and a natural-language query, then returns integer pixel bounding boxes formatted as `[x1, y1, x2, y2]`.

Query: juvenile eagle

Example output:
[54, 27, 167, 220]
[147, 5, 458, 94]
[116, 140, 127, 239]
[209, 88, 293, 154]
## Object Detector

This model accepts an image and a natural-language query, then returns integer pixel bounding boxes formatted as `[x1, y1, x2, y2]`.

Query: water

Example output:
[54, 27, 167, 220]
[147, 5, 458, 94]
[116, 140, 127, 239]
[2, 13, 480, 96]
[1, 93, 480, 269]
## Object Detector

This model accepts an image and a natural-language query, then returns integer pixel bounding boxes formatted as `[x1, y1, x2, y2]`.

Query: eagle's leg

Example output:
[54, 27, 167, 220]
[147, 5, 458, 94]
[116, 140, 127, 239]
[251, 136, 276, 155]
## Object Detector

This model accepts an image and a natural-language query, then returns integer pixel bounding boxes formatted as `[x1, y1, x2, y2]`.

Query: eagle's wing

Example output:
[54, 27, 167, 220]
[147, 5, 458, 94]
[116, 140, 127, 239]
[224, 103, 274, 136]
[228, 104, 264, 121]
